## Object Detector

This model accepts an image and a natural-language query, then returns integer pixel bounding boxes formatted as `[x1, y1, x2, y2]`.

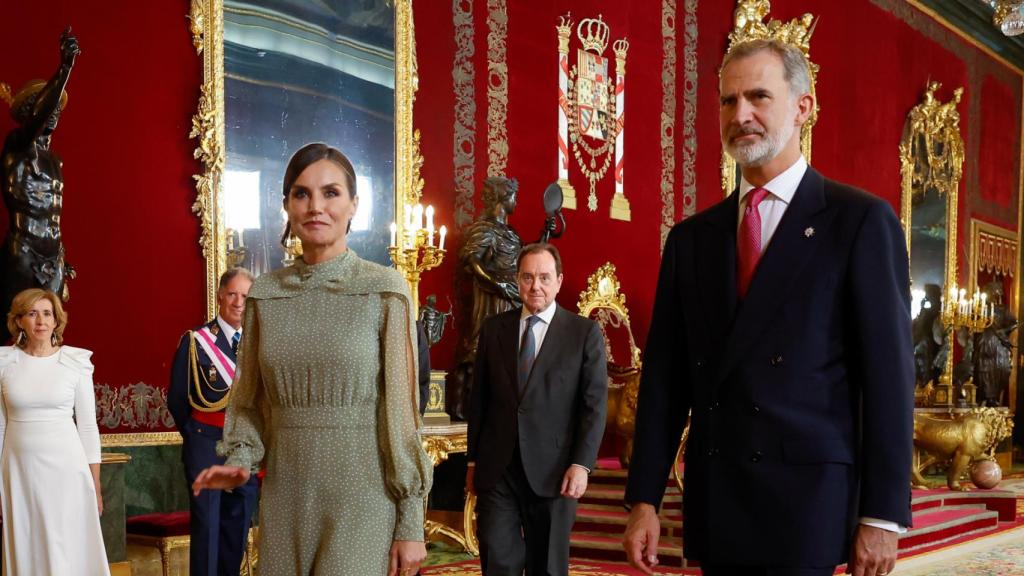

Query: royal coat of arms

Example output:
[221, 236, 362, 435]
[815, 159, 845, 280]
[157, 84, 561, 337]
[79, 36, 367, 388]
[556, 14, 630, 218]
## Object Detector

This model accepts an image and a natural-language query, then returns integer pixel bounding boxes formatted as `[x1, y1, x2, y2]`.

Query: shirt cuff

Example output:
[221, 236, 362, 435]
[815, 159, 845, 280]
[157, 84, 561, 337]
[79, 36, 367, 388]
[571, 463, 591, 474]
[859, 517, 907, 534]
[466, 462, 475, 467]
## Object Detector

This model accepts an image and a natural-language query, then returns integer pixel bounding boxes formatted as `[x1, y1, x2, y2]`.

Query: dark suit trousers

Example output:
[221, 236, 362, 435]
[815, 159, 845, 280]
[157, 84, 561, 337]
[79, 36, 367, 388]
[476, 451, 578, 576]
[701, 565, 835, 576]
[182, 419, 259, 576]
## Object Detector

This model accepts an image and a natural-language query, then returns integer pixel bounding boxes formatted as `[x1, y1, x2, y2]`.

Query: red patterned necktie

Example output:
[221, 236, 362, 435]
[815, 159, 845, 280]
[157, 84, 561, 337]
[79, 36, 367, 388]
[737, 187, 770, 299]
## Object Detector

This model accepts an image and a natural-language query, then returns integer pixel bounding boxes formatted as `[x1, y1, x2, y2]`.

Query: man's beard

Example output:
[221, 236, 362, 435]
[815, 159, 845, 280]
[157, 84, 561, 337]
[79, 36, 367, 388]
[724, 118, 795, 168]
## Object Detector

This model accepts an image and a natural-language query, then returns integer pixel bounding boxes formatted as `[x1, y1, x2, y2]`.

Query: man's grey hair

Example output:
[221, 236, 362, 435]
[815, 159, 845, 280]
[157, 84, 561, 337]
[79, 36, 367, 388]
[721, 39, 812, 99]
[218, 267, 255, 291]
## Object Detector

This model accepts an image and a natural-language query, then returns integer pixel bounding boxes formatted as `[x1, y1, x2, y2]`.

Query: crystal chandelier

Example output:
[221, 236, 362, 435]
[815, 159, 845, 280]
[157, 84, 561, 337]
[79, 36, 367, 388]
[991, 0, 1024, 36]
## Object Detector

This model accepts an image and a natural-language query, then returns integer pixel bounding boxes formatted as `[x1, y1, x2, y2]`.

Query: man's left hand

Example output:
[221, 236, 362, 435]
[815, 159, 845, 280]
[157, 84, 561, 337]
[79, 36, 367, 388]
[847, 524, 898, 576]
[560, 465, 588, 499]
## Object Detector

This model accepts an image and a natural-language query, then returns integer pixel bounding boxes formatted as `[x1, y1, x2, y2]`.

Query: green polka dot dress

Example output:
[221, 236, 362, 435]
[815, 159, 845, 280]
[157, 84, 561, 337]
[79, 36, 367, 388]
[218, 250, 433, 575]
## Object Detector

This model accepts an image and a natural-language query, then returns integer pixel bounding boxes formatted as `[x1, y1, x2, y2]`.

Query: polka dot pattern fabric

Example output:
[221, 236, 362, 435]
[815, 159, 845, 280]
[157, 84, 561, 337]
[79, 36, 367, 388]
[218, 250, 433, 575]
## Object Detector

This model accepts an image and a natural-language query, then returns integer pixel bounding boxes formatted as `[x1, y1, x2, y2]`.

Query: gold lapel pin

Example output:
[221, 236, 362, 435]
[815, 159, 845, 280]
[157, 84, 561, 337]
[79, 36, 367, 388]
[804, 227, 815, 238]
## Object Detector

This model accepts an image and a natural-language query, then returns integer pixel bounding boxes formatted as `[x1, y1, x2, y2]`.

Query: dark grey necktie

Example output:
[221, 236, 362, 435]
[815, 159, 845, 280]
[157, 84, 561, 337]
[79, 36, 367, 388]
[518, 315, 541, 394]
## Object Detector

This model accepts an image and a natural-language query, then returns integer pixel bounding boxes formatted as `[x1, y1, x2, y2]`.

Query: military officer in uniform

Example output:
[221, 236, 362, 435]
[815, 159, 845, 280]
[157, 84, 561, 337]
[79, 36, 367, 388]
[169, 268, 259, 576]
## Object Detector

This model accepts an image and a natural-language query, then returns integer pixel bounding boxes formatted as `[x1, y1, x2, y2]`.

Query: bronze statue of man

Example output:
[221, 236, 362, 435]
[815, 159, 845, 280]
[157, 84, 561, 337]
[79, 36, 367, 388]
[450, 176, 523, 418]
[418, 294, 452, 348]
[1, 28, 79, 341]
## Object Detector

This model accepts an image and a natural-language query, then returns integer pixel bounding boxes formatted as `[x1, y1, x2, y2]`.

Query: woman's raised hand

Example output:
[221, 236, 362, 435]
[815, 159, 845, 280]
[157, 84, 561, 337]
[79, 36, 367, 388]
[192, 465, 251, 496]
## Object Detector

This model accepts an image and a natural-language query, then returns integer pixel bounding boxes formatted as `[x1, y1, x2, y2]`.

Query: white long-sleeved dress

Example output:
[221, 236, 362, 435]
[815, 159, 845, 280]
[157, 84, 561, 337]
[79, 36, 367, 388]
[0, 345, 109, 576]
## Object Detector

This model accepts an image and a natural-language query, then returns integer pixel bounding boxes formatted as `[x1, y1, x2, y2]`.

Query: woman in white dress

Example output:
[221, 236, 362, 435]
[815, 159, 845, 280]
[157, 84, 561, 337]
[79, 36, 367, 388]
[0, 288, 109, 576]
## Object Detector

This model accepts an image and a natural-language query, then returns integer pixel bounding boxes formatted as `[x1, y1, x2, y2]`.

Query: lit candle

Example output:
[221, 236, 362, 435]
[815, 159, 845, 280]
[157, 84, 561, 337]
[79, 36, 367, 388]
[425, 205, 435, 246]
[389, 222, 397, 247]
[413, 204, 424, 232]
[439, 225, 447, 251]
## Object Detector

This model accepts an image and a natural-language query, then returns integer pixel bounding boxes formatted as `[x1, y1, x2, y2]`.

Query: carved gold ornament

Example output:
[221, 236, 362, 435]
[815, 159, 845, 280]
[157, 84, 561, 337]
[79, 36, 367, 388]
[721, 0, 819, 194]
[912, 407, 1014, 490]
[899, 81, 965, 275]
[421, 423, 478, 556]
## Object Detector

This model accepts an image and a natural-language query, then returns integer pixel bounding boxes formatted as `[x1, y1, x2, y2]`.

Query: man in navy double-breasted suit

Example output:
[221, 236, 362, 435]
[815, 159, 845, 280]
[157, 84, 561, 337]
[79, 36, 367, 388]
[169, 268, 259, 576]
[623, 40, 914, 576]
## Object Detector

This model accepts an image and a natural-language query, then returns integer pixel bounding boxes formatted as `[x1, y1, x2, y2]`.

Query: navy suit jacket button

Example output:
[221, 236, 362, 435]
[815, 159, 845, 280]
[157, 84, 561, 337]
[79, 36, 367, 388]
[751, 403, 760, 415]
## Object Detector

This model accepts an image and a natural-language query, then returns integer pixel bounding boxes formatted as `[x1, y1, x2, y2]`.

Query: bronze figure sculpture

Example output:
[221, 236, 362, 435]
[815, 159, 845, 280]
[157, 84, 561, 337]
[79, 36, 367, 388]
[449, 176, 522, 419]
[974, 282, 1016, 407]
[418, 294, 452, 347]
[1, 28, 79, 342]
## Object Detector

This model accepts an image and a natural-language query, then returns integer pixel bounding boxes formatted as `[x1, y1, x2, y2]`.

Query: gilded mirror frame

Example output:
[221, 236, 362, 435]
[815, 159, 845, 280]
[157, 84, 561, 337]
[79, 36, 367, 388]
[898, 81, 964, 299]
[720, 0, 819, 195]
[187, 0, 422, 317]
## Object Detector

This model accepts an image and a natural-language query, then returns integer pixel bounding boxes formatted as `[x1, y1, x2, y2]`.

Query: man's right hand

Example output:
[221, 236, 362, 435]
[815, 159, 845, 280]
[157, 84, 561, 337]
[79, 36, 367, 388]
[623, 502, 660, 575]
[192, 465, 251, 496]
[465, 464, 476, 495]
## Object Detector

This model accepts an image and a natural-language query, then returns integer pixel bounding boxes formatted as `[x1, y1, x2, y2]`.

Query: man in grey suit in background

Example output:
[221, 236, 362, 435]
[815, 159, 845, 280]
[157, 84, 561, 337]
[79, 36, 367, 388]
[466, 242, 608, 576]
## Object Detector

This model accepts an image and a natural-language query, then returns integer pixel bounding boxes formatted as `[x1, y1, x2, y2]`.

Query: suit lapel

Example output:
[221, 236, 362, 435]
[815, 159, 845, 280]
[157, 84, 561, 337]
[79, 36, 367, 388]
[496, 309, 521, 392]
[697, 192, 740, 344]
[714, 167, 836, 385]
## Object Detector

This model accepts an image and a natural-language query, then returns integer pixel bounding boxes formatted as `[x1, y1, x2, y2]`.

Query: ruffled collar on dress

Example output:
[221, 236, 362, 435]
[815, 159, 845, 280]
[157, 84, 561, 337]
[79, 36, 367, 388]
[248, 249, 411, 304]
[293, 249, 356, 281]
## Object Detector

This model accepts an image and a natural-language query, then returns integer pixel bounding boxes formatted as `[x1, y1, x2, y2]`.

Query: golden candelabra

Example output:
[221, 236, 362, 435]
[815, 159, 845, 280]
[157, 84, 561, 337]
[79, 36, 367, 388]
[389, 203, 447, 315]
[934, 283, 995, 407]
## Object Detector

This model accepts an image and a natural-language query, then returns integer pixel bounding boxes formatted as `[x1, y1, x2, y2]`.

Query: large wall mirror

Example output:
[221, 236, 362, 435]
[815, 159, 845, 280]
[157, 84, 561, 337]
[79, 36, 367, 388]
[900, 81, 964, 398]
[189, 0, 420, 316]
[900, 81, 963, 318]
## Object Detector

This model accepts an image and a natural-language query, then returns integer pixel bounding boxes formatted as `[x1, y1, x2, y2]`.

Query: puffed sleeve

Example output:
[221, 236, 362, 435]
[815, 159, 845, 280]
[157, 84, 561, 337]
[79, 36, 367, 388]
[217, 301, 267, 472]
[0, 347, 15, 453]
[379, 291, 434, 541]
[63, 347, 101, 463]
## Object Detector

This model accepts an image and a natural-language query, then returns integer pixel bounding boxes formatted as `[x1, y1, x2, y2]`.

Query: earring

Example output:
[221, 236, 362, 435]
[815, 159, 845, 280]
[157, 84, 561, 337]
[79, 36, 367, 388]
[15, 330, 25, 347]
[51, 333, 58, 347]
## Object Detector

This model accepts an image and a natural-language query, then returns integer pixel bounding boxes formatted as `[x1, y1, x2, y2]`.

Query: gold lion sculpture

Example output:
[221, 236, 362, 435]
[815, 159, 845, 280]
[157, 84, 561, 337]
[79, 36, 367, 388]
[912, 408, 1013, 490]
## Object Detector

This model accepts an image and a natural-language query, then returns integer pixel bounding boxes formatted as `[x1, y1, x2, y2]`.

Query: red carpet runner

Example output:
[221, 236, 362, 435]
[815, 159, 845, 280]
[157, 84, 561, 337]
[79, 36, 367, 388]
[424, 464, 1024, 574]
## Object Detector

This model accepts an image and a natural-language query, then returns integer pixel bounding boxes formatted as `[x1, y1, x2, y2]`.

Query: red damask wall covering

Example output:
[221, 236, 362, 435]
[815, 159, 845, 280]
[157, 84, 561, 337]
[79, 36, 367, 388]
[1, 1, 1020, 431]
[415, 0, 1023, 377]
[0, 1, 205, 432]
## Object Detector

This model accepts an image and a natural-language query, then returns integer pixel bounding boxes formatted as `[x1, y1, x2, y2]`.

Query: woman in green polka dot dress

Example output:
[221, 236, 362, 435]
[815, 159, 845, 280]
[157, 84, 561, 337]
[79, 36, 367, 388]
[193, 143, 434, 576]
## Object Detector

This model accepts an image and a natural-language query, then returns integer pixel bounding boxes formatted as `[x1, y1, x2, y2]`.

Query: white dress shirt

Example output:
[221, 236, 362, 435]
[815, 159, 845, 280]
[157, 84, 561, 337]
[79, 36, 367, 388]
[738, 156, 904, 534]
[737, 155, 807, 253]
[216, 316, 240, 348]
[518, 301, 558, 355]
